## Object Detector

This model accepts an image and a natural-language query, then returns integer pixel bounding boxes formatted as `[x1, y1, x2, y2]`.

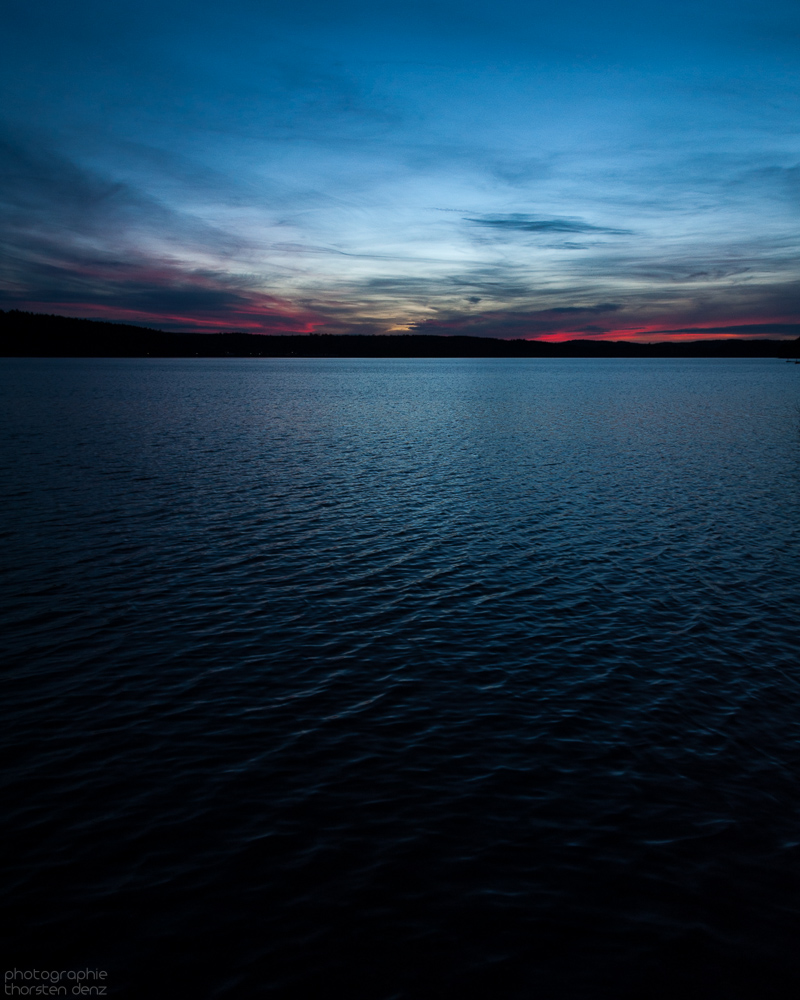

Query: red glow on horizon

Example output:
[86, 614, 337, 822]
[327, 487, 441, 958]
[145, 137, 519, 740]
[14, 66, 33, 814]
[7, 299, 798, 341]
[12, 299, 323, 336]
[525, 322, 798, 342]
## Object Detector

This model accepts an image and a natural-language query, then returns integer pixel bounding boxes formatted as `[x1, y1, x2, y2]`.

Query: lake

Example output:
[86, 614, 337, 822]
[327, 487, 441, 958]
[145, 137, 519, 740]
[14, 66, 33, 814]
[2, 357, 800, 998]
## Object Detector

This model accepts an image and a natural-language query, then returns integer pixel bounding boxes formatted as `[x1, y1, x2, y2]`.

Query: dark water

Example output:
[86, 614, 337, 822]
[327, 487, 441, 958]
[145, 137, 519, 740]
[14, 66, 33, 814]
[2, 357, 800, 999]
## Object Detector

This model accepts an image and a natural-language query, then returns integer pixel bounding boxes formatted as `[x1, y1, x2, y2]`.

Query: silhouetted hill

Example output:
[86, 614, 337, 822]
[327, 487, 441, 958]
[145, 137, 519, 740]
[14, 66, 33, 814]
[2, 310, 799, 358]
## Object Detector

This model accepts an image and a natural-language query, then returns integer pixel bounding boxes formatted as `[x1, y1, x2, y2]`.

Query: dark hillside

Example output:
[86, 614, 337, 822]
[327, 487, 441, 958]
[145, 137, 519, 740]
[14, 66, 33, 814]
[2, 310, 799, 358]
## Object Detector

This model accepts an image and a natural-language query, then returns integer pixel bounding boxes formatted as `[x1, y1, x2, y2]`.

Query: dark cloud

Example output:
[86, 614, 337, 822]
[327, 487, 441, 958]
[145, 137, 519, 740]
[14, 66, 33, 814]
[0, 125, 245, 256]
[406, 304, 627, 339]
[465, 214, 632, 236]
[405, 310, 800, 341]
[350, 265, 552, 302]
[654, 323, 800, 337]
[266, 242, 448, 264]
[0, 125, 301, 331]
[556, 242, 800, 291]
[1, 131, 135, 235]
[2, 0, 800, 344]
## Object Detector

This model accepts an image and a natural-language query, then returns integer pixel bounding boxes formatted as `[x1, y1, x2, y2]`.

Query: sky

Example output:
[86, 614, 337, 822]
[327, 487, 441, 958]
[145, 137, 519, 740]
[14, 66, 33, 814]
[1, 0, 800, 340]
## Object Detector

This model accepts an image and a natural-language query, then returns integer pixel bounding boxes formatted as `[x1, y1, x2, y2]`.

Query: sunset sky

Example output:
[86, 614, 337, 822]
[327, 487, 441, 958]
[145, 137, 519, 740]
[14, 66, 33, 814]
[2, 0, 800, 339]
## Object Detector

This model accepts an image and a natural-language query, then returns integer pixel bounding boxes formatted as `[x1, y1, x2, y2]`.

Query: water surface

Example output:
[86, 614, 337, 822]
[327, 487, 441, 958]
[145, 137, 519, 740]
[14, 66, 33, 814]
[2, 357, 800, 998]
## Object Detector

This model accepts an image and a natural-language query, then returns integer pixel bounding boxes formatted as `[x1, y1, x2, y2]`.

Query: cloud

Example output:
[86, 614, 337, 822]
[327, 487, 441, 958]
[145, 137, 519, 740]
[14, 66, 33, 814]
[404, 310, 800, 342]
[464, 214, 632, 236]
[549, 303, 621, 314]
[653, 323, 800, 337]
[2, 102, 798, 341]
[0, 126, 246, 258]
[0, 126, 315, 332]
[406, 303, 628, 339]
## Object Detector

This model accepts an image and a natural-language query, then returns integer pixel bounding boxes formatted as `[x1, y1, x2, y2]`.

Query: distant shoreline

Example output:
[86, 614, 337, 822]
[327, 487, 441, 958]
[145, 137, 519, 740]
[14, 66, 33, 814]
[2, 310, 799, 359]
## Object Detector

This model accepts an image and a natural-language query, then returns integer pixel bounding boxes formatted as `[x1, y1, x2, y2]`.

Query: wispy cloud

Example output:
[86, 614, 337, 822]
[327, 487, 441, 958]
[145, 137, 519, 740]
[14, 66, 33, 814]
[652, 323, 800, 337]
[2, 0, 800, 339]
[464, 214, 632, 236]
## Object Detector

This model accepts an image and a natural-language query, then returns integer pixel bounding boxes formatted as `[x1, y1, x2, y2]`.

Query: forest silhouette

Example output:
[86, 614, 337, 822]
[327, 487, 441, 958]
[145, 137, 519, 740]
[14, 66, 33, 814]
[2, 310, 799, 359]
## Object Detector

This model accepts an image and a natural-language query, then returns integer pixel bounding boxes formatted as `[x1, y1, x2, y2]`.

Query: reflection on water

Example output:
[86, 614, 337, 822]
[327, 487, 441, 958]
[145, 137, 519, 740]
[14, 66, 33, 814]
[2, 357, 800, 998]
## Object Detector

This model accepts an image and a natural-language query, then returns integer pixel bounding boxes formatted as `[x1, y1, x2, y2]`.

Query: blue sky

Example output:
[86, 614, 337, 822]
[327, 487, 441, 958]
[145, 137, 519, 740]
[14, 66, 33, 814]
[2, 0, 799, 338]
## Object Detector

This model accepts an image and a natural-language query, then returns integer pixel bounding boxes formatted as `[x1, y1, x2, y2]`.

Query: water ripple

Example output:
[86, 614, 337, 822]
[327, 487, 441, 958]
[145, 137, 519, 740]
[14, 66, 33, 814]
[2, 357, 800, 998]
